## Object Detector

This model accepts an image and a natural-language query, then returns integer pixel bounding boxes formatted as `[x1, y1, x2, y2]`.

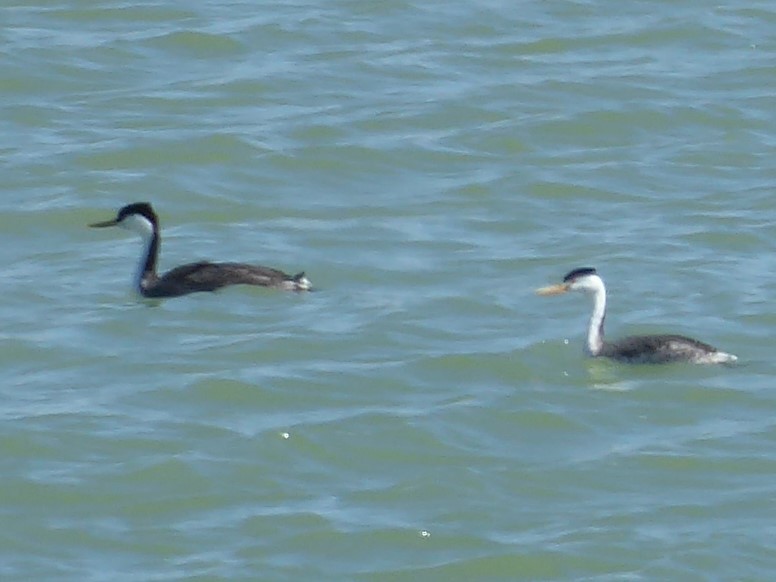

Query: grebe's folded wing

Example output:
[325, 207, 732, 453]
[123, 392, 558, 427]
[602, 334, 720, 363]
[149, 261, 298, 296]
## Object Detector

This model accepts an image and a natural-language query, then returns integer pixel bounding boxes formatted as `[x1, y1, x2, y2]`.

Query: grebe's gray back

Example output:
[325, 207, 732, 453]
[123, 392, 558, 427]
[536, 267, 737, 364]
[90, 202, 310, 298]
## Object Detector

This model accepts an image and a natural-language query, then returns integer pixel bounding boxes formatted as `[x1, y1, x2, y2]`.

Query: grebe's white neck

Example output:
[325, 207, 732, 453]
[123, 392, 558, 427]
[586, 281, 606, 356]
[118, 214, 158, 293]
[569, 273, 607, 356]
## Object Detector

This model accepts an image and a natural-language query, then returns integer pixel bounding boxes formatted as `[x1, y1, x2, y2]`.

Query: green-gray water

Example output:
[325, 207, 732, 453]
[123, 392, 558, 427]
[3, 1, 775, 580]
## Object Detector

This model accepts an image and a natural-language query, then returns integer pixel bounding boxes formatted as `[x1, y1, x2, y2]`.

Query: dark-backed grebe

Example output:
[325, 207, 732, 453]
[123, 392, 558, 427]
[90, 202, 310, 298]
[537, 268, 737, 364]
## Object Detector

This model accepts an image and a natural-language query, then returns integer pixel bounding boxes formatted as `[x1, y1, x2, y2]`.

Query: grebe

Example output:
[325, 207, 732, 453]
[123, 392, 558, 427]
[90, 202, 311, 298]
[536, 267, 737, 364]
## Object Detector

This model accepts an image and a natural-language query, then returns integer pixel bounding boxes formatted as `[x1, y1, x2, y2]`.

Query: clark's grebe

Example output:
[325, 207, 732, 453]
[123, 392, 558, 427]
[90, 202, 310, 298]
[537, 268, 737, 364]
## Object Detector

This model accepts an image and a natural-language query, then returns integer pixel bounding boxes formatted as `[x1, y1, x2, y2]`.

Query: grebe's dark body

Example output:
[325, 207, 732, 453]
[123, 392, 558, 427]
[90, 202, 310, 298]
[598, 334, 726, 365]
[537, 268, 737, 365]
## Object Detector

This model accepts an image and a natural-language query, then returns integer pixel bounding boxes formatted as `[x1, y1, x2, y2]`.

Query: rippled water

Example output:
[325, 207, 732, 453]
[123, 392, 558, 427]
[3, 1, 776, 579]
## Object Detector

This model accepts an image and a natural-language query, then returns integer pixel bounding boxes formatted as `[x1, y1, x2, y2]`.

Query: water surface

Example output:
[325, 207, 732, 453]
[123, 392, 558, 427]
[2, 1, 776, 579]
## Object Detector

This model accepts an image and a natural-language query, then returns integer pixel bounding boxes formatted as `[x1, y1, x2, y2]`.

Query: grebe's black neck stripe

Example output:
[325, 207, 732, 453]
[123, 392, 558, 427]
[563, 267, 597, 282]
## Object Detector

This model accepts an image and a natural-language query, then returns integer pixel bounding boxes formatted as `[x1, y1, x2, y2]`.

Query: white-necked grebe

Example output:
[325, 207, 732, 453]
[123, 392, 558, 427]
[537, 267, 737, 364]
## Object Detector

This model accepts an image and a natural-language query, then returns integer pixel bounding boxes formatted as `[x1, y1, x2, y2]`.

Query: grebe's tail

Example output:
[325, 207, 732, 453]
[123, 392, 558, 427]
[286, 271, 311, 292]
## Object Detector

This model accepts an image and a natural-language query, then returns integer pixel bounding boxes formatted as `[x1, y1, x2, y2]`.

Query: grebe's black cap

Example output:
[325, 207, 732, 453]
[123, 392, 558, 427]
[90, 202, 158, 228]
[116, 202, 157, 225]
[562, 267, 597, 283]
